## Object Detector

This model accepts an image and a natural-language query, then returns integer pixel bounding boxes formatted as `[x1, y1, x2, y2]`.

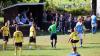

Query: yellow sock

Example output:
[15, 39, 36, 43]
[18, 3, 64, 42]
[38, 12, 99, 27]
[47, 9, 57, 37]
[15, 47, 17, 56]
[19, 47, 22, 56]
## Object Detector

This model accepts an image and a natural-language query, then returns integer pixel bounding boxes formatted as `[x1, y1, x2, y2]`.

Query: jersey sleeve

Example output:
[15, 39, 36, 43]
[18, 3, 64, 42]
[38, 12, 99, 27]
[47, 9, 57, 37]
[48, 26, 51, 31]
[13, 32, 16, 38]
[1, 27, 4, 31]
[34, 29, 36, 36]
[21, 32, 23, 37]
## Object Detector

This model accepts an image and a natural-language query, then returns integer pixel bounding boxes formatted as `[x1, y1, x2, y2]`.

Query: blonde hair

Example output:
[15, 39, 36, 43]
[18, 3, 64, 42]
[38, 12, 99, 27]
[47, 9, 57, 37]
[77, 16, 81, 21]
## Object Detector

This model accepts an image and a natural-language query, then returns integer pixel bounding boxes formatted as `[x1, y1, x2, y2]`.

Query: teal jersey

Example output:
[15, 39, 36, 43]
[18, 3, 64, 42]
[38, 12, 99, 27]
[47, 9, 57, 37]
[48, 23, 57, 33]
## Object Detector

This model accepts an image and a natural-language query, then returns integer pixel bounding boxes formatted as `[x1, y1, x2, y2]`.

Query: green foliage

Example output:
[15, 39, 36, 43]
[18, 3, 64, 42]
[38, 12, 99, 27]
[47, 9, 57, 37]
[64, 6, 91, 16]
[45, 0, 91, 15]
[22, 0, 39, 3]
[0, 0, 91, 16]
[0, 17, 4, 22]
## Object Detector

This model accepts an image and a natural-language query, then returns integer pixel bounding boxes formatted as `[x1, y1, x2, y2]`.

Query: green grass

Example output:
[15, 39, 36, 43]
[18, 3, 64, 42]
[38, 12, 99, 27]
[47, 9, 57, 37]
[0, 17, 4, 22]
[0, 32, 100, 56]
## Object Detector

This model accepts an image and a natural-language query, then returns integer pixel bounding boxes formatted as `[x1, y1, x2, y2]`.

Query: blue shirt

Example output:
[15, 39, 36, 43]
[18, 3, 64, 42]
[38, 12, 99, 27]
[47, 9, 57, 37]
[75, 22, 83, 33]
[15, 16, 20, 24]
[91, 15, 97, 24]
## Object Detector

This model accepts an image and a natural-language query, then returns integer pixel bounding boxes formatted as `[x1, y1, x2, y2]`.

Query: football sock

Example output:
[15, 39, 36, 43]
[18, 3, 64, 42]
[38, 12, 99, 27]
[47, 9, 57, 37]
[54, 40, 57, 48]
[15, 47, 17, 56]
[73, 47, 77, 53]
[19, 48, 22, 56]
[51, 41, 53, 48]
[3, 43, 6, 50]
[80, 39, 82, 47]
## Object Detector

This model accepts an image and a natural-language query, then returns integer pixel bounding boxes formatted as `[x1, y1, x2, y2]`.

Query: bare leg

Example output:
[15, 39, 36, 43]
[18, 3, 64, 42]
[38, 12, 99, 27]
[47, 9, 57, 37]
[28, 43, 32, 49]
[3, 41, 7, 50]
[80, 39, 83, 47]
[19, 47, 22, 56]
[15, 47, 17, 56]
[72, 43, 77, 53]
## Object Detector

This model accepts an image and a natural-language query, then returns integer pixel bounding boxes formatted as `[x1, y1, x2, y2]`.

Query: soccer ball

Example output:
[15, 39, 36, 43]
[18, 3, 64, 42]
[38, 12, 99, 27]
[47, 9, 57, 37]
[29, 46, 32, 49]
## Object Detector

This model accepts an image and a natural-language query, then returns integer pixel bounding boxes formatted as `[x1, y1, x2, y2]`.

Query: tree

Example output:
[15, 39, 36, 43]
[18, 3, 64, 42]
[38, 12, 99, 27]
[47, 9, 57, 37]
[92, 0, 97, 15]
[39, 0, 46, 3]
[10, 0, 17, 4]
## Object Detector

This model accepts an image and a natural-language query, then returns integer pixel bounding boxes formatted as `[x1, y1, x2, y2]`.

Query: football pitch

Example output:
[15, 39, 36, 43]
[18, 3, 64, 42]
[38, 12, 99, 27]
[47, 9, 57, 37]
[0, 32, 100, 56]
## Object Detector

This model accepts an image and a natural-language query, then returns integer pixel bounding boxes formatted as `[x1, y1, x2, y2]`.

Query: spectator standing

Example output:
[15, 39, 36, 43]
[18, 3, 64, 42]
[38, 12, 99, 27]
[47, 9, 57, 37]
[29, 12, 34, 26]
[84, 16, 91, 31]
[91, 13, 97, 34]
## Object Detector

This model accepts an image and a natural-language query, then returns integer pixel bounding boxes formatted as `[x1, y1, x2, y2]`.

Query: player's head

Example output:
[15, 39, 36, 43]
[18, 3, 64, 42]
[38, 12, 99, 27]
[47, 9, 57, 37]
[77, 16, 82, 22]
[30, 12, 32, 16]
[82, 17, 84, 23]
[32, 21, 35, 26]
[52, 21, 55, 24]
[5, 22, 8, 27]
[18, 13, 20, 16]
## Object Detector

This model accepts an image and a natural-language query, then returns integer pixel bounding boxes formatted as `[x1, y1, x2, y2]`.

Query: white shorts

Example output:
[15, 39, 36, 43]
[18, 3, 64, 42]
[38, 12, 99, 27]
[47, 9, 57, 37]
[78, 33, 83, 39]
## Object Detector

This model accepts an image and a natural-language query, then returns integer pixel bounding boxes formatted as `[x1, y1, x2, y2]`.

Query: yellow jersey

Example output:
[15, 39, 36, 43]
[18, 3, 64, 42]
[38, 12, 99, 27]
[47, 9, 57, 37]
[1, 26, 9, 36]
[70, 32, 79, 40]
[13, 31, 23, 43]
[29, 26, 36, 37]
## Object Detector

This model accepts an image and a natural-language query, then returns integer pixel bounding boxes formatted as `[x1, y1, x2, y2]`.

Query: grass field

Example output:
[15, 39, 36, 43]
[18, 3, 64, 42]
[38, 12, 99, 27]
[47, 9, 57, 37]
[0, 17, 4, 22]
[0, 32, 100, 56]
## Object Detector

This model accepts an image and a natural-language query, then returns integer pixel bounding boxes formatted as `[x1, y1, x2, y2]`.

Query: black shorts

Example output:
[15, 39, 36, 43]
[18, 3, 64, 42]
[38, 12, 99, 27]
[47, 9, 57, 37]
[15, 42, 22, 47]
[29, 37, 36, 43]
[3, 36, 9, 42]
[50, 33, 57, 40]
[71, 39, 79, 43]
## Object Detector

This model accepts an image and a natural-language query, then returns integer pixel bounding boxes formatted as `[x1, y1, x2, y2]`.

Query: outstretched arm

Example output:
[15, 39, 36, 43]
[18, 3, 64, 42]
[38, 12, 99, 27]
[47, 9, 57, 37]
[48, 26, 51, 32]
[68, 38, 71, 43]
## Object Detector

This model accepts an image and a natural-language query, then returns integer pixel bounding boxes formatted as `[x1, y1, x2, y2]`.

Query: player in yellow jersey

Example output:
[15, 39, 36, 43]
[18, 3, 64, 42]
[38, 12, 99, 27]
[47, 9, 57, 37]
[0, 22, 10, 50]
[13, 25, 23, 56]
[29, 22, 36, 49]
[68, 28, 79, 54]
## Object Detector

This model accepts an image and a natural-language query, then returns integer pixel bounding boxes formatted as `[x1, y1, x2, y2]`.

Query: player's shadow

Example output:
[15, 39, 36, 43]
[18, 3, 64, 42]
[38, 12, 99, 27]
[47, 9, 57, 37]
[0, 44, 14, 51]
[82, 46, 100, 48]
[38, 45, 67, 50]
[86, 43, 100, 44]
[22, 44, 68, 50]
[0, 44, 68, 51]
[81, 46, 100, 49]
[81, 43, 100, 49]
